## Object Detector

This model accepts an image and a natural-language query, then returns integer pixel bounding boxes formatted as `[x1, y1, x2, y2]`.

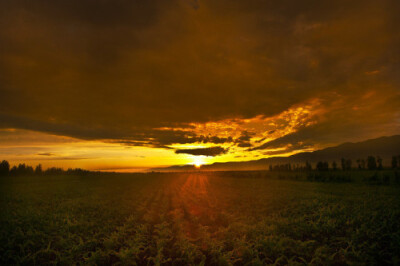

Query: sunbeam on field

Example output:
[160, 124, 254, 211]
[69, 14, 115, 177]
[1, 171, 400, 264]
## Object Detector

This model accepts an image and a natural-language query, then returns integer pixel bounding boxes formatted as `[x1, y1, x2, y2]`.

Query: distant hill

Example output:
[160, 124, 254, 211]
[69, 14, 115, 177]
[152, 135, 400, 172]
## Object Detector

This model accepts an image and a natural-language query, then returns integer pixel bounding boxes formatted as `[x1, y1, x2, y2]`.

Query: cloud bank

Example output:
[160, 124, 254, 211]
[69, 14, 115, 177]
[0, 0, 399, 158]
[175, 146, 228, 156]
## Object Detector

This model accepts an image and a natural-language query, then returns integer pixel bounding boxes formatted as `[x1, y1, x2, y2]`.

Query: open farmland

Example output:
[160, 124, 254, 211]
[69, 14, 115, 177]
[1, 171, 400, 265]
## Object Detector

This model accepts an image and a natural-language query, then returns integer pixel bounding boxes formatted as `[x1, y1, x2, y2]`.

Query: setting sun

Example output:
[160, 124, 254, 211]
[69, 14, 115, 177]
[193, 157, 206, 169]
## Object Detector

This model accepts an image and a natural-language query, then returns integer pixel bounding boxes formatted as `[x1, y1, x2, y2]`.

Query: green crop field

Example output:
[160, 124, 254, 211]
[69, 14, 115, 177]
[1, 171, 400, 265]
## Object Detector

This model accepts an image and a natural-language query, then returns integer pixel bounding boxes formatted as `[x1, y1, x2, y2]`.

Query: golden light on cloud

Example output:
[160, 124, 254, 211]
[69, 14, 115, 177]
[0, 98, 328, 171]
[192, 98, 322, 142]
[154, 98, 325, 160]
[0, 129, 198, 171]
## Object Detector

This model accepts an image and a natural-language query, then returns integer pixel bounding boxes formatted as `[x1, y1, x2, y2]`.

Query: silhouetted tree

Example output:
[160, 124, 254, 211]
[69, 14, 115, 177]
[341, 158, 346, 171]
[27, 166, 34, 174]
[8, 163, 34, 175]
[18, 164, 27, 175]
[305, 161, 312, 171]
[345, 159, 352, 170]
[356, 159, 362, 169]
[377, 156, 383, 170]
[361, 159, 366, 169]
[0, 160, 10, 176]
[316, 161, 329, 171]
[270, 163, 292, 171]
[367, 156, 377, 170]
[332, 161, 337, 171]
[392, 156, 398, 169]
[45, 167, 64, 175]
[10, 166, 17, 175]
[340, 158, 352, 170]
[35, 164, 43, 175]
[66, 168, 90, 175]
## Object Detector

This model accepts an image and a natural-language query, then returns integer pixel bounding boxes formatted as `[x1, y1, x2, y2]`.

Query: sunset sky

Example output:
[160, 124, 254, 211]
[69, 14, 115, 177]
[1, 0, 399, 171]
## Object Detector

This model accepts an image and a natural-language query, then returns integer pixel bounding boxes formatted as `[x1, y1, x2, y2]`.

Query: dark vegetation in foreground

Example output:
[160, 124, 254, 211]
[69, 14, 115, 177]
[1, 169, 400, 265]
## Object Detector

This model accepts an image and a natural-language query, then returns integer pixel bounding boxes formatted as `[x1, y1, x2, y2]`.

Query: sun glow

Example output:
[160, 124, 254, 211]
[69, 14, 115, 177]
[193, 157, 206, 169]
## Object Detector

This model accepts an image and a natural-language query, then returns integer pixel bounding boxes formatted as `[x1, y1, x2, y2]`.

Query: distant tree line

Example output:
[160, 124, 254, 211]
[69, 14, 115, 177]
[269, 162, 313, 172]
[0, 160, 93, 176]
[268, 155, 400, 172]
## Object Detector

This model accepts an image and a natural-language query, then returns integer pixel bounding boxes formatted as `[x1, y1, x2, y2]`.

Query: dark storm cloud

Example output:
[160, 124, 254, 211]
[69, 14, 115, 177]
[113, 132, 234, 149]
[175, 146, 228, 156]
[33, 153, 90, 160]
[200, 136, 234, 144]
[35, 157, 91, 161]
[0, 0, 399, 150]
[37, 153, 56, 156]
[235, 131, 255, 147]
